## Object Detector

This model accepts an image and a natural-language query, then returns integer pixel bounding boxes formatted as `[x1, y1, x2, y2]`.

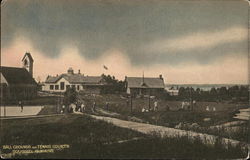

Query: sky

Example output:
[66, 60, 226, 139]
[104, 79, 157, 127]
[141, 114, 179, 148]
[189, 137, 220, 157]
[1, 0, 249, 84]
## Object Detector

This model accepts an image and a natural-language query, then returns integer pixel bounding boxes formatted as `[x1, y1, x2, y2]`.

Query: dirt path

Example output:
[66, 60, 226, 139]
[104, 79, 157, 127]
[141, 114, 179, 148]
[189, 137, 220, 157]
[89, 114, 249, 148]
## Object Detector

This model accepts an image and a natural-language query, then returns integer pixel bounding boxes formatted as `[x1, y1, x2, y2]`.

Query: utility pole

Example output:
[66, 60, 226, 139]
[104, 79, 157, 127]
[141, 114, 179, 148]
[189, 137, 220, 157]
[148, 90, 151, 111]
[130, 95, 133, 114]
[0, 85, 2, 117]
[189, 87, 193, 111]
[4, 103, 6, 117]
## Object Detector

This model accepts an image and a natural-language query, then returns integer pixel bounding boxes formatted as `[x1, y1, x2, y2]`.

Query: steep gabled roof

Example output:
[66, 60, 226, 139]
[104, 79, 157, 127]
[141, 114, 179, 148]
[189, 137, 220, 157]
[22, 52, 34, 62]
[45, 74, 104, 84]
[0, 66, 37, 85]
[126, 77, 165, 89]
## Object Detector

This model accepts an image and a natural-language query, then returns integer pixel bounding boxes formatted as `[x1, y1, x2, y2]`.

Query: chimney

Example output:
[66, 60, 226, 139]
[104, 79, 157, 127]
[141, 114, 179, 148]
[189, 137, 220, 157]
[78, 69, 81, 74]
[159, 74, 163, 79]
[67, 67, 74, 74]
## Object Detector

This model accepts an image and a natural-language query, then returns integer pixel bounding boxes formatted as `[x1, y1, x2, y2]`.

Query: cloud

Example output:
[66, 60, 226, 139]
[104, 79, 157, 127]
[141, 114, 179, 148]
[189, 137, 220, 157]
[1, 36, 248, 84]
[1, 0, 248, 67]
[141, 26, 247, 53]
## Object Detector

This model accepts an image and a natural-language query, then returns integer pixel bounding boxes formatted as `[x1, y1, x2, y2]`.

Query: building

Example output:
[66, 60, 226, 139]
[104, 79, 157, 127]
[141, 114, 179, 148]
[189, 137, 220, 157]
[125, 75, 165, 96]
[42, 68, 107, 94]
[0, 53, 38, 101]
[165, 86, 179, 96]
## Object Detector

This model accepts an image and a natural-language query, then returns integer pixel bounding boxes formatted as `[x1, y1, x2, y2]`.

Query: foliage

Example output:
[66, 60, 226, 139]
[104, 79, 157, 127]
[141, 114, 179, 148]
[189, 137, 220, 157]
[63, 87, 77, 105]
[174, 85, 249, 102]
[101, 74, 126, 94]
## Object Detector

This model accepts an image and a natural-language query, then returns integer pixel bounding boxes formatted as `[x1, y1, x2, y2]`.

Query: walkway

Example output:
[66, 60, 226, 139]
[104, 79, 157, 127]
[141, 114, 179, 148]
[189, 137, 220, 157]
[0, 114, 64, 120]
[89, 114, 249, 148]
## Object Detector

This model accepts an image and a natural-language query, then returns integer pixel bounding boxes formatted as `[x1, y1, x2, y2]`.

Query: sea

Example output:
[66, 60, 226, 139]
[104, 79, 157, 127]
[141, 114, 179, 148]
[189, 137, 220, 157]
[165, 84, 248, 91]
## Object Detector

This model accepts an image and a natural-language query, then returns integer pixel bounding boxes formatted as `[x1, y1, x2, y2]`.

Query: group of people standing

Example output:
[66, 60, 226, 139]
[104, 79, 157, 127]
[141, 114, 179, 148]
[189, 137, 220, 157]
[59, 100, 110, 114]
[141, 100, 158, 113]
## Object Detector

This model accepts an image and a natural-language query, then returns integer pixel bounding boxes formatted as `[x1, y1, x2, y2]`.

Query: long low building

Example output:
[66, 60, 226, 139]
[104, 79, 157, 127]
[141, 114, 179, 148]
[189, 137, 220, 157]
[125, 75, 165, 96]
[42, 68, 107, 94]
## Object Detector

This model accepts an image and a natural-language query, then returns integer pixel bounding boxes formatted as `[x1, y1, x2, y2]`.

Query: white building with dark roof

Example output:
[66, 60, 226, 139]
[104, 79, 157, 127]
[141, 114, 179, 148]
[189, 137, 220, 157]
[42, 68, 107, 94]
[125, 75, 165, 96]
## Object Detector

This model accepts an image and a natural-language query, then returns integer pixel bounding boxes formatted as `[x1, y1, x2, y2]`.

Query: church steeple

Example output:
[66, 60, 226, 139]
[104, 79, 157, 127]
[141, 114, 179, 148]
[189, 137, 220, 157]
[22, 52, 34, 77]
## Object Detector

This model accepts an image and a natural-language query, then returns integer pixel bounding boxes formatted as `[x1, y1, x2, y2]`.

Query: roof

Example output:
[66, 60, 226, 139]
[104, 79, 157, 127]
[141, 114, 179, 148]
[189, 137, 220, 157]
[45, 74, 104, 84]
[126, 77, 165, 89]
[0, 66, 37, 85]
[22, 52, 34, 62]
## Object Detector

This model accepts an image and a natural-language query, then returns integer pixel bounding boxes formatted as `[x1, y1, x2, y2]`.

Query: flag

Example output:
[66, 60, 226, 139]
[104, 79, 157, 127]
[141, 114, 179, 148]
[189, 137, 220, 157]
[103, 65, 108, 70]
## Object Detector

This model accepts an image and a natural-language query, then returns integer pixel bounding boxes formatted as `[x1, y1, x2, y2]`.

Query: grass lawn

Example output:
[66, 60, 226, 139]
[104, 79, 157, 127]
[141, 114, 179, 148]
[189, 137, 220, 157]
[77, 94, 248, 126]
[0, 114, 247, 159]
[36, 94, 249, 143]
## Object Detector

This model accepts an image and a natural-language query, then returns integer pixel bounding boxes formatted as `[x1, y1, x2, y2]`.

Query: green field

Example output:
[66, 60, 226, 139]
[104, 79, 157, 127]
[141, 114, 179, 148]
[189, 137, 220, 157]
[0, 114, 247, 159]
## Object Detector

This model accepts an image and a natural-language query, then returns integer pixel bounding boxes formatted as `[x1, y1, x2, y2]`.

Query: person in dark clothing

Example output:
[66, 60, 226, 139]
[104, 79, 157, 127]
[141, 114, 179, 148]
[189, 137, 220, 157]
[106, 102, 109, 111]
[19, 101, 23, 112]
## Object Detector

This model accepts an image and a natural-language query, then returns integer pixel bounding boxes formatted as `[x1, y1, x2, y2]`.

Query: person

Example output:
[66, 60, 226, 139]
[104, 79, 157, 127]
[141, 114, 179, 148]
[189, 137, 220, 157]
[62, 105, 65, 113]
[181, 101, 185, 109]
[212, 107, 216, 111]
[206, 106, 210, 111]
[81, 103, 85, 112]
[70, 103, 76, 113]
[154, 101, 158, 111]
[19, 101, 23, 112]
[165, 105, 170, 111]
[92, 101, 96, 112]
[142, 107, 146, 113]
[105, 102, 109, 111]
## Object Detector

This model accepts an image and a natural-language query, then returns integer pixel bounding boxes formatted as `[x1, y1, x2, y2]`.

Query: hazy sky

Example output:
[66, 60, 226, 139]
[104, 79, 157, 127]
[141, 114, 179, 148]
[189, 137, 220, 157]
[1, 0, 249, 84]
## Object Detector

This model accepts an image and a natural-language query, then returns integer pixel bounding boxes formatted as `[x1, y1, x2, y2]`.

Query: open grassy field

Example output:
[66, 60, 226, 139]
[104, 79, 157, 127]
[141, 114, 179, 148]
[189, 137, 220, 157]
[37, 94, 249, 143]
[77, 94, 248, 125]
[0, 114, 247, 159]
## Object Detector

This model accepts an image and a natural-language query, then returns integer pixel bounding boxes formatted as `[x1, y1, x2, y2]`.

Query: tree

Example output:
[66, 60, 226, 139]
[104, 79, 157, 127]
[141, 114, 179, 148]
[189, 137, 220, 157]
[209, 87, 217, 100]
[63, 87, 77, 105]
[101, 74, 125, 94]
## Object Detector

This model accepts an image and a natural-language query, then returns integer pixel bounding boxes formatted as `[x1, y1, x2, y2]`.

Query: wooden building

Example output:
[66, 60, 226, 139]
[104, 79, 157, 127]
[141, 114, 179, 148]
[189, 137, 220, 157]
[0, 53, 37, 101]
[43, 68, 107, 94]
[125, 75, 165, 96]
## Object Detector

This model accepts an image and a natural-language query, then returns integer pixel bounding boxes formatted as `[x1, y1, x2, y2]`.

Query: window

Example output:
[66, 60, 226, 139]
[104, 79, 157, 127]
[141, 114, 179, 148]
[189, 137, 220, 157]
[50, 85, 54, 90]
[60, 82, 65, 90]
[77, 85, 80, 90]
[55, 85, 59, 90]
[72, 85, 76, 89]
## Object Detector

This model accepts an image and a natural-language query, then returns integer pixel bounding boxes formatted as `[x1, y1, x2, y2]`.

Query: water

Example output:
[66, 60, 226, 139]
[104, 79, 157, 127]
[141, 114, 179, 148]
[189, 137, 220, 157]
[165, 84, 246, 91]
[0, 106, 43, 117]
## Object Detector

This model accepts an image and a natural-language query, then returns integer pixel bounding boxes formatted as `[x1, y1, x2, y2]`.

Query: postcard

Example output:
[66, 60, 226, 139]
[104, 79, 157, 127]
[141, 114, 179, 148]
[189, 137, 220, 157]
[1, 0, 249, 159]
